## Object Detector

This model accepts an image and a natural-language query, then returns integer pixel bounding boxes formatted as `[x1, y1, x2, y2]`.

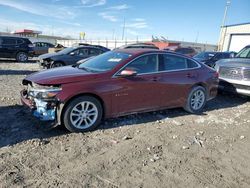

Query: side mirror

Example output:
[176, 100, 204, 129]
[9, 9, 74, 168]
[69, 52, 75, 56]
[119, 69, 137, 77]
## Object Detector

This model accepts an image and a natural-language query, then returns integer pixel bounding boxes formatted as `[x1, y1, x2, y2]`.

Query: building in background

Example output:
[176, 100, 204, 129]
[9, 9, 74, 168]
[13, 29, 42, 37]
[218, 22, 250, 52]
[57, 39, 217, 52]
[0, 29, 71, 45]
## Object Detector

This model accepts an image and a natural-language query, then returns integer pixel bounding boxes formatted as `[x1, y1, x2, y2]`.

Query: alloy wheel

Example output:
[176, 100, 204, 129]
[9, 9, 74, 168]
[190, 90, 205, 110]
[70, 101, 98, 129]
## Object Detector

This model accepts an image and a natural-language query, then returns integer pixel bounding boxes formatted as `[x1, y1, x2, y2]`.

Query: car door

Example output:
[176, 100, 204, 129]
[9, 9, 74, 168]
[158, 54, 200, 107]
[111, 54, 164, 115]
[40, 42, 49, 55]
[0, 38, 4, 57]
[1, 37, 17, 58]
[72, 48, 89, 64]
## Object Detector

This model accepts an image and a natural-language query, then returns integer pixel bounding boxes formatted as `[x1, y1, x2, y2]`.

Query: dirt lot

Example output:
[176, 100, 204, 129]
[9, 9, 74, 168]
[0, 59, 250, 188]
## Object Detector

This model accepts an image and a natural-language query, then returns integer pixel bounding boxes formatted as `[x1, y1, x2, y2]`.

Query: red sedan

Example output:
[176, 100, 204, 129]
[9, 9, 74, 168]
[21, 49, 218, 132]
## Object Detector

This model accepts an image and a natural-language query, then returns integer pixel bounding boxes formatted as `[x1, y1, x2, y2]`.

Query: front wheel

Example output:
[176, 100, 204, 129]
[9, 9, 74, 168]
[63, 96, 103, 132]
[16, 52, 28, 62]
[184, 86, 207, 114]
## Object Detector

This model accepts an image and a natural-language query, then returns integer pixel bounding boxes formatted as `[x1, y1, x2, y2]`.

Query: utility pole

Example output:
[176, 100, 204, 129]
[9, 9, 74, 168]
[219, 0, 231, 51]
[222, 0, 231, 27]
[122, 18, 126, 40]
[195, 31, 199, 43]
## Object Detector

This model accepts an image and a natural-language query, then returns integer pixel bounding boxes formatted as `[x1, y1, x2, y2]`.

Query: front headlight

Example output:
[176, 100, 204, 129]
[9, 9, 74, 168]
[28, 83, 62, 99]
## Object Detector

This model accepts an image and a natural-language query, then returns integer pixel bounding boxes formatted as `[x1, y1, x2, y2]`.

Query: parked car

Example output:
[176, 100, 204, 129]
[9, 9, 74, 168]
[38, 45, 110, 68]
[118, 43, 159, 49]
[72, 43, 110, 51]
[193, 52, 217, 62]
[174, 47, 197, 57]
[33, 42, 55, 56]
[194, 51, 236, 67]
[215, 45, 250, 96]
[21, 49, 218, 132]
[0, 36, 34, 62]
[48, 43, 65, 53]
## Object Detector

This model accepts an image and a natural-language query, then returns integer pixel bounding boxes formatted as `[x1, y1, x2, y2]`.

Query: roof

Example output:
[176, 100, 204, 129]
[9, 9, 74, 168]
[114, 48, 160, 55]
[223, 22, 250, 28]
[0, 35, 28, 39]
[114, 48, 189, 57]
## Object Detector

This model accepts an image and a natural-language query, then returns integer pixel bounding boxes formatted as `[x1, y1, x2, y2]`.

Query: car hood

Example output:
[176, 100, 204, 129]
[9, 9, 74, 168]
[216, 58, 250, 68]
[24, 66, 99, 85]
[38, 52, 63, 60]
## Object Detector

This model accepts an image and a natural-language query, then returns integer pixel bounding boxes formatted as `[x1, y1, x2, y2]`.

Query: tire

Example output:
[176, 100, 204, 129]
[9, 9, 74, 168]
[63, 96, 103, 132]
[184, 86, 207, 114]
[16, 52, 28, 62]
[50, 61, 64, 68]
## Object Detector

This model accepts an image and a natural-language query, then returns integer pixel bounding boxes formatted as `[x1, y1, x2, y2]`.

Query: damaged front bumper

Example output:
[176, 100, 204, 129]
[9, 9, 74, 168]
[20, 90, 57, 121]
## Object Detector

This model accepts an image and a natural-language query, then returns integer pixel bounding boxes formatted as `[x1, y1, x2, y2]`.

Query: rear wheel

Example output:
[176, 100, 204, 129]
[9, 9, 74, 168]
[50, 61, 64, 68]
[16, 52, 28, 62]
[184, 86, 207, 114]
[63, 96, 103, 132]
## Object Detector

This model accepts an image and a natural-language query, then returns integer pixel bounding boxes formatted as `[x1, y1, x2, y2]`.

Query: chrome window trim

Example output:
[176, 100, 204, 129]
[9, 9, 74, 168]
[112, 52, 201, 78]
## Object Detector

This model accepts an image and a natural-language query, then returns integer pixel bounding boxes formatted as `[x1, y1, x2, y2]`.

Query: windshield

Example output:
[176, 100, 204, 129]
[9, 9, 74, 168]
[194, 52, 215, 59]
[78, 51, 132, 72]
[236, 46, 250, 58]
[57, 47, 77, 54]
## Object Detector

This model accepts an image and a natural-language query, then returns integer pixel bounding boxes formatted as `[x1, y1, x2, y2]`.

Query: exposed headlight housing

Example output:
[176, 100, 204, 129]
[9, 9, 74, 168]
[28, 83, 62, 99]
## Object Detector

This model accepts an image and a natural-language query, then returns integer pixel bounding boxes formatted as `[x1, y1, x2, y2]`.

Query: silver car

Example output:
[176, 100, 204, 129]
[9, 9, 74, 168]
[215, 45, 250, 96]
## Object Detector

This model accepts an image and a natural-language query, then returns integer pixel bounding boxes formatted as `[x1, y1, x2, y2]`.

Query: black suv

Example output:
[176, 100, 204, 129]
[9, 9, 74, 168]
[38, 45, 110, 69]
[0, 36, 34, 62]
[194, 51, 236, 67]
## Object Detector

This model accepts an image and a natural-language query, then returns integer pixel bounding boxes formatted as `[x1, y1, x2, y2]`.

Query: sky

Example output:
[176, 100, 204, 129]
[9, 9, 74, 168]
[0, 0, 249, 44]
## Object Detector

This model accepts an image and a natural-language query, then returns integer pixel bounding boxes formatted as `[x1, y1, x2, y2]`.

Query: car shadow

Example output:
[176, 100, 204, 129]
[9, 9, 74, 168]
[0, 93, 248, 148]
[0, 58, 37, 63]
[0, 104, 68, 148]
[0, 70, 37, 75]
[100, 93, 249, 129]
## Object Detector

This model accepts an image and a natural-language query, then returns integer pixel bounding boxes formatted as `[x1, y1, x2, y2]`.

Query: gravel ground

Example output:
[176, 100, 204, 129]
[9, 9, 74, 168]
[0, 59, 250, 187]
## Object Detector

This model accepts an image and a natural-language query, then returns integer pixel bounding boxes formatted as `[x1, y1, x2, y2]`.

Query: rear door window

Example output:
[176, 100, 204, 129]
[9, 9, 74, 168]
[77, 48, 89, 57]
[187, 59, 199, 68]
[2, 38, 16, 45]
[17, 39, 24, 44]
[89, 48, 102, 56]
[159, 54, 188, 71]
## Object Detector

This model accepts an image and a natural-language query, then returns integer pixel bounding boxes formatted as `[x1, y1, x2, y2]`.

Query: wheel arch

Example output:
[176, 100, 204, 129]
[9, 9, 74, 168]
[52, 60, 66, 66]
[15, 51, 28, 57]
[58, 93, 105, 126]
[191, 82, 208, 98]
